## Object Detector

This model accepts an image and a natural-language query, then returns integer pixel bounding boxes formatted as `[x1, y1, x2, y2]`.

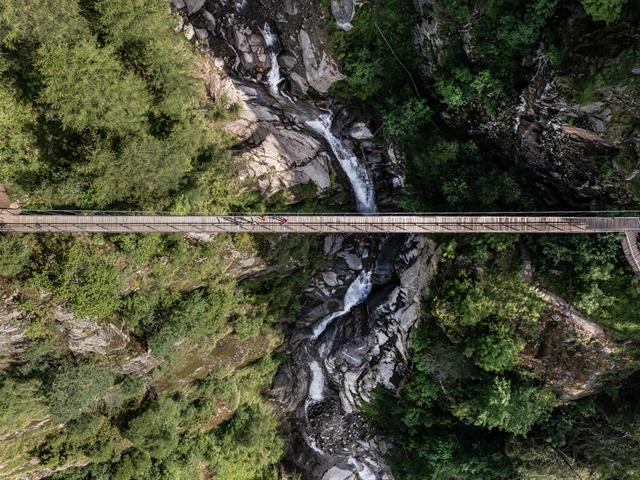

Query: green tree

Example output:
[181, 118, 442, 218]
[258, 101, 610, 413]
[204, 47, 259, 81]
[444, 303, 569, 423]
[125, 397, 181, 459]
[48, 363, 115, 423]
[453, 377, 557, 435]
[581, 0, 628, 23]
[0, 235, 35, 277]
[37, 39, 151, 133]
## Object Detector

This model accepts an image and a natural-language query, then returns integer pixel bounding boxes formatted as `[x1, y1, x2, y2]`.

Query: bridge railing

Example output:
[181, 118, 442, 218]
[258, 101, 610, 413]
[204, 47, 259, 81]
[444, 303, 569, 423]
[4, 209, 640, 217]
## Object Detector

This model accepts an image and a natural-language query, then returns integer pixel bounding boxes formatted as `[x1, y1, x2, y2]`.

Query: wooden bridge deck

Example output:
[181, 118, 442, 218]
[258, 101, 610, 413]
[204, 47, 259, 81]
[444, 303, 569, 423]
[1, 212, 639, 234]
[622, 231, 640, 275]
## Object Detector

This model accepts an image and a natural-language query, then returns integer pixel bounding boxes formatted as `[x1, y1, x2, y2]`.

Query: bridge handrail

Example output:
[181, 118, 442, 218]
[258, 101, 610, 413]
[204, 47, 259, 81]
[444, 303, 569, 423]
[4, 209, 640, 217]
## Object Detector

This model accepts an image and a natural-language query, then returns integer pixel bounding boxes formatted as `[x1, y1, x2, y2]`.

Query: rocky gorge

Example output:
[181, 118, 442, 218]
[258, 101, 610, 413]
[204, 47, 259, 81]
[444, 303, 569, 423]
[1, 0, 638, 479]
[171, 1, 639, 479]
[172, 1, 444, 477]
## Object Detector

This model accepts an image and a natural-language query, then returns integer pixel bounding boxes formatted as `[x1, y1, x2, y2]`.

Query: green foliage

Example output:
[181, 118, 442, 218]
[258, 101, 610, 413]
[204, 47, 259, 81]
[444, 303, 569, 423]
[0, 378, 49, 436]
[580, 0, 628, 22]
[383, 99, 432, 144]
[37, 39, 151, 133]
[0, 0, 89, 49]
[48, 363, 115, 423]
[453, 377, 557, 435]
[147, 287, 235, 357]
[433, 260, 543, 373]
[529, 234, 640, 343]
[37, 414, 125, 467]
[0, 235, 35, 277]
[42, 241, 122, 319]
[204, 404, 284, 480]
[0, 83, 42, 198]
[125, 397, 181, 459]
[329, 0, 420, 106]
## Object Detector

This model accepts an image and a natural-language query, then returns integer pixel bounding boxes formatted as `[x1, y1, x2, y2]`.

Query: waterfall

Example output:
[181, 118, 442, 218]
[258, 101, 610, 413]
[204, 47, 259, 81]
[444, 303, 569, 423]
[259, 23, 284, 96]
[307, 113, 377, 213]
[310, 270, 373, 341]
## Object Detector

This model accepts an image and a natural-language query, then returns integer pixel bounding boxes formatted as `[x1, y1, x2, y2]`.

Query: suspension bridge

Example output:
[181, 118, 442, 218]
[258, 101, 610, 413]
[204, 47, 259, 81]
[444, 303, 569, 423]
[1, 209, 639, 235]
[2, 207, 640, 273]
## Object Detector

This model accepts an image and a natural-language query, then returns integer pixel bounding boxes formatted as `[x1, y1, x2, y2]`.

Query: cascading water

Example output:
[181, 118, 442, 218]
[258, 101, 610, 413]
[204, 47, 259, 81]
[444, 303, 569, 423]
[259, 23, 284, 96]
[307, 113, 377, 213]
[301, 111, 379, 480]
[311, 270, 373, 341]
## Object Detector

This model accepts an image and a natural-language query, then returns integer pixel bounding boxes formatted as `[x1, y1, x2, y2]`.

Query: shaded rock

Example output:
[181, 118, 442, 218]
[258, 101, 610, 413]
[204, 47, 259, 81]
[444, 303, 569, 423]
[195, 27, 208, 40]
[184, 0, 204, 14]
[519, 288, 626, 400]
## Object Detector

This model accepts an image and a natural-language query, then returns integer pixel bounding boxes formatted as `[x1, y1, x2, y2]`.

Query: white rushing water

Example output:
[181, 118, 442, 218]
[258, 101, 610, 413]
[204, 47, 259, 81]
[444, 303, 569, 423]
[259, 23, 284, 96]
[311, 270, 373, 341]
[308, 360, 326, 402]
[307, 113, 377, 213]
[348, 457, 378, 480]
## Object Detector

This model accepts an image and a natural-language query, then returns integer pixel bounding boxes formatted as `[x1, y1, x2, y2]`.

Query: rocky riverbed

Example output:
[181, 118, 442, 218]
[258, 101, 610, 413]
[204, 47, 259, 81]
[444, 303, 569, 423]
[172, 1, 439, 478]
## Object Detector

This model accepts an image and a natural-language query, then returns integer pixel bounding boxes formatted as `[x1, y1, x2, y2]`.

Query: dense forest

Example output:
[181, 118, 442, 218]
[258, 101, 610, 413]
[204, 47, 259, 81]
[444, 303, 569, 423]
[1, 0, 639, 479]
[326, 0, 640, 478]
[0, 0, 313, 478]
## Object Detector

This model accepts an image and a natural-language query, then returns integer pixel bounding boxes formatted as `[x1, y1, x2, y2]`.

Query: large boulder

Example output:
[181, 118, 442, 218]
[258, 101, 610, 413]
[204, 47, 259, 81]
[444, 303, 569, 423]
[299, 29, 345, 93]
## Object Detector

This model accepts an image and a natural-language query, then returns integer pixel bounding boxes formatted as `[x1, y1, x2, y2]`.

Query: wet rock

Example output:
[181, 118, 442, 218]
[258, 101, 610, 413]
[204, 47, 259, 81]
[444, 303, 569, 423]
[331, 0, 355, 31]
[290, 71, 310, 95]
[322, 272, 339, 287]
[280, 54, 298, 70]
[322, 466, 355, 480]
[196, 56, 336, 201]
[275, 235, 440, 479]
[338, 252, 363, 270]
[324, 235, 345, 256]
[349, 122, 374, 140]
